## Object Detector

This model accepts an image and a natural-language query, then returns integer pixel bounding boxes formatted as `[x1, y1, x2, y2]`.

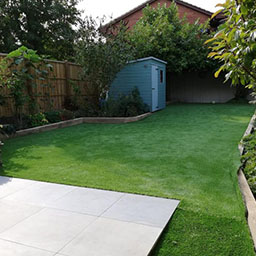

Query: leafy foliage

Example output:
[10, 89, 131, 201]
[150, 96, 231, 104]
[0, 0, 82, 60]
[0, 123, 15, 168]
[101, 87, 149, 117]
[28, 112, 48, 128]
[0, 124, 3, 167]
[75, 17, 135, 109]
[44, 110, 62, 123]
[59, 109, 75, 121]
[129, 3, 216, 73]
[0, 46, 52, 125]
[207, 0, 256, 92]
[241, 132, 256, 197]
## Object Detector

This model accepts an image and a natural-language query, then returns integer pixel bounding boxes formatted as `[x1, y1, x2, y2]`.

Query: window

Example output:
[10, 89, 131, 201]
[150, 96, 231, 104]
[160, 70, 164, 83]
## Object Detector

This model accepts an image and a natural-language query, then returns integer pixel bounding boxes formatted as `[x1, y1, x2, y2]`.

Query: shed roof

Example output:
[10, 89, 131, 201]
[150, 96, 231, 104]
[129, 57, 167, 65]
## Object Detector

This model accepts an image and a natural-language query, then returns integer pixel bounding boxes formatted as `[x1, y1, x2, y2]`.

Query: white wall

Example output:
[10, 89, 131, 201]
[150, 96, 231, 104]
[167, 71, 239, 103]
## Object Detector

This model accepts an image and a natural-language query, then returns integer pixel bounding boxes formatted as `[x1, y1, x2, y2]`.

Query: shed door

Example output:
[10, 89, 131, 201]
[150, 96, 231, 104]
[152, 65, 159, 112]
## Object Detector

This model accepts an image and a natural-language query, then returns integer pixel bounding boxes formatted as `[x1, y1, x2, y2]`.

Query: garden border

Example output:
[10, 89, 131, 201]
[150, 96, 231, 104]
[13, 112, 152, 138]
[238, 113, 256, 251]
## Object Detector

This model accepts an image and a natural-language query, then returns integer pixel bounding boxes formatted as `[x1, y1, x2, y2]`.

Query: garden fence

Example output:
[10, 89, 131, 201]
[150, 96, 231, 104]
[0, 53, 87, 117]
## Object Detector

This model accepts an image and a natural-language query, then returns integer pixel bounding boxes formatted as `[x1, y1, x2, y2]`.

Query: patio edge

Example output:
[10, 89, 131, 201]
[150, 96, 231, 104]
[13, 112, 152, 138]
[238, 113, 256, 251]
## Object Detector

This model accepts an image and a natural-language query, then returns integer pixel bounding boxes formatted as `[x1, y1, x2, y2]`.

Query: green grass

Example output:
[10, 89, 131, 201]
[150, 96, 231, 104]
[2, 104, 255, 255]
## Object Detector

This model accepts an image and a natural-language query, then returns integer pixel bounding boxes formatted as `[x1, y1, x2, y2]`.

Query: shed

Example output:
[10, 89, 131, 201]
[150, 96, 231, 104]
[110, 57, 167, 112]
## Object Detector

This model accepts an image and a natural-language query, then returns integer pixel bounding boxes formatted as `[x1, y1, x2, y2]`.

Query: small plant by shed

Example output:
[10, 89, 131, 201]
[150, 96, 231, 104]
[110, 57, 167, 112]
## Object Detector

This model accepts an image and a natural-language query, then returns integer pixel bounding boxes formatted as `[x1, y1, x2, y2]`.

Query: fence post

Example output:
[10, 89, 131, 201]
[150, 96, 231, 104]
[26, 65, 35, 115]
[64, 61, 71, 101]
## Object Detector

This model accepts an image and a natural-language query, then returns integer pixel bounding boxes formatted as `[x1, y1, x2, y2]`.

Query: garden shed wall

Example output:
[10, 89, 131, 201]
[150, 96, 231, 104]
[110, 57, 166, 112]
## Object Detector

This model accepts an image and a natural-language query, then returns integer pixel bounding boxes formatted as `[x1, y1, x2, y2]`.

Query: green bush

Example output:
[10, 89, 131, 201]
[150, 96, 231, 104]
[241, 132, 256, 198]
[44, 110, 61, 123]
[2, 124, 16, 135]
[101, 87, 149, 117]
[0, 125, 3, 168]
[59, 109, 75, 121]
[28, 113, 48, 128]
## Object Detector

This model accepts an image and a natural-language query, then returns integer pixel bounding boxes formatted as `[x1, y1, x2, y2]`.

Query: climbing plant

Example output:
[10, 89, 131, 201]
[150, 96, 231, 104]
[0, 46, 52, 125]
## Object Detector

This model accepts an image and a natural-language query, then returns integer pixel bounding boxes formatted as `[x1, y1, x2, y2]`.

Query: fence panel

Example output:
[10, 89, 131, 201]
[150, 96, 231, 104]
[0, 54, 86, 117]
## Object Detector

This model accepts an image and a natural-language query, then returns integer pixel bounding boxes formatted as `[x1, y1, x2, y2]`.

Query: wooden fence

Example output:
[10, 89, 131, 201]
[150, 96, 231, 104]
[0, 53, 87, 117]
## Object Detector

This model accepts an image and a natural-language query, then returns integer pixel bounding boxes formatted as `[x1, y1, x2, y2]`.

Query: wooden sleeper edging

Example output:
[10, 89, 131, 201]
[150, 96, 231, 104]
[13, 113, 152, 138]
[238, 113, 256, 251]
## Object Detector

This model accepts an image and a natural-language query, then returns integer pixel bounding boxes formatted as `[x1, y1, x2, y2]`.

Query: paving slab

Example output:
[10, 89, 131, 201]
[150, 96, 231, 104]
[4, 181, 76, 207]
[0, 199, 42, 233]
[0, 208, 96, 252]
[102, 193, 180, 228]
[0, 176, 179, 256]
[0, 239, 54, 256]
[46, 187, 124, 216]
[0, 177, 35, 199]
[60, 217, 162, 256]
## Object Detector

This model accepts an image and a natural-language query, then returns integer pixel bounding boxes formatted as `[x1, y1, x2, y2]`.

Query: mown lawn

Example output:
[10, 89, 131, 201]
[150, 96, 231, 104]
[1, 104, 255, 255]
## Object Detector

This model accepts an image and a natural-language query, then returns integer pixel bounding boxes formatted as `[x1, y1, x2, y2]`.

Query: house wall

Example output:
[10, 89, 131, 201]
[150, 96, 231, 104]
[119, 0, 210, 30]
[167, 72, 237, 103]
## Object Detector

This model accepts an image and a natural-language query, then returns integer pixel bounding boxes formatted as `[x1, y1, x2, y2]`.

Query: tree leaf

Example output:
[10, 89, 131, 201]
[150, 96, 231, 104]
[214, 65, 224, 78]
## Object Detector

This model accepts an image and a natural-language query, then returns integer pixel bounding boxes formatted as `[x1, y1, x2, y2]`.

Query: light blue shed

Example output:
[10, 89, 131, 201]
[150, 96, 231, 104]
[110, 57, 167, 112]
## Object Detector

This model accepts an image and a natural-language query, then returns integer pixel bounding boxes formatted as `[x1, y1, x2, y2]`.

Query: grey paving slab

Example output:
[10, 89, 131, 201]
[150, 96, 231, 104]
[60, 217, 162, 256]
[0, 208, 96, 252]
[0, 177, 179, 256]
[0, 239, 54, 256]
[0, 199, 42, 233]
[0, 177, 35, 199]
[47, 187, 124, 216]
[4, 181, 75, 207]
[102, 193, 180, 228]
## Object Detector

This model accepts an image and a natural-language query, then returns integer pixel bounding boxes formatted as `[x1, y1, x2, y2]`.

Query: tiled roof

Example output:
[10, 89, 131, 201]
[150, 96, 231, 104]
[104, 0, 213, 28]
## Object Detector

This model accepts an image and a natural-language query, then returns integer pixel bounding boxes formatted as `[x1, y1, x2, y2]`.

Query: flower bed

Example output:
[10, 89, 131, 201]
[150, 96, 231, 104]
[241, 129, 256, 198]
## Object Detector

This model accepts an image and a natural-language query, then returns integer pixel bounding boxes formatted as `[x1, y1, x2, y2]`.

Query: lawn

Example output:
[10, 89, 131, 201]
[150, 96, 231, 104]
[1, 104, 255, 255]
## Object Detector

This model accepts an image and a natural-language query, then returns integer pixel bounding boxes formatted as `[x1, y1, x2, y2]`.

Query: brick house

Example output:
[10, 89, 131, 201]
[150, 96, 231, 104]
[106, 0, 213, 31]
[106, 0, 242, 103]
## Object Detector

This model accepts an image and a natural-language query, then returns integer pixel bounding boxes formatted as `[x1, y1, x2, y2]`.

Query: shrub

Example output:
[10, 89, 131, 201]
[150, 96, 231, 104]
[28, 113, 48, 127]
[101, 87, 149, 117]
[0, 46, 52, 124]
[44, 110, 61, 123]
[0, 123, 17, 167]
[76, 17, 135, 109]
[0, 125, 3, 168]
[59, 109, 75, 121]
[241, 132, 256, 198]
[2, 124, 16, 135]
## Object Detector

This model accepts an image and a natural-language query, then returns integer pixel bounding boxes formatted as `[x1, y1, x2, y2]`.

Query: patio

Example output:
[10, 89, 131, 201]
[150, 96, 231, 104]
[0, 176, 179, 256]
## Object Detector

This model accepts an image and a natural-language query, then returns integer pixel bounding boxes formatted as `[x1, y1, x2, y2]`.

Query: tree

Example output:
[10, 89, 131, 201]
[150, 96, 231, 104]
[128, 3, 216, 73]
[0, 0, 82, 61]
[75, 17, 135, 110]
[207, 0, 256, 92]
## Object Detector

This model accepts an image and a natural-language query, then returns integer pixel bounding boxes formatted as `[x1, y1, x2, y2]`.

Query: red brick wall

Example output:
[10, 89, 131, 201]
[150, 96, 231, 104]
[119, 0, 210, 30]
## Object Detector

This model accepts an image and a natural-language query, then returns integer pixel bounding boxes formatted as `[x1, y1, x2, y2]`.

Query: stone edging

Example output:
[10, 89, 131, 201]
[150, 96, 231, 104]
[13, 112, 152, 138]
[238, 113, 256, 251]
